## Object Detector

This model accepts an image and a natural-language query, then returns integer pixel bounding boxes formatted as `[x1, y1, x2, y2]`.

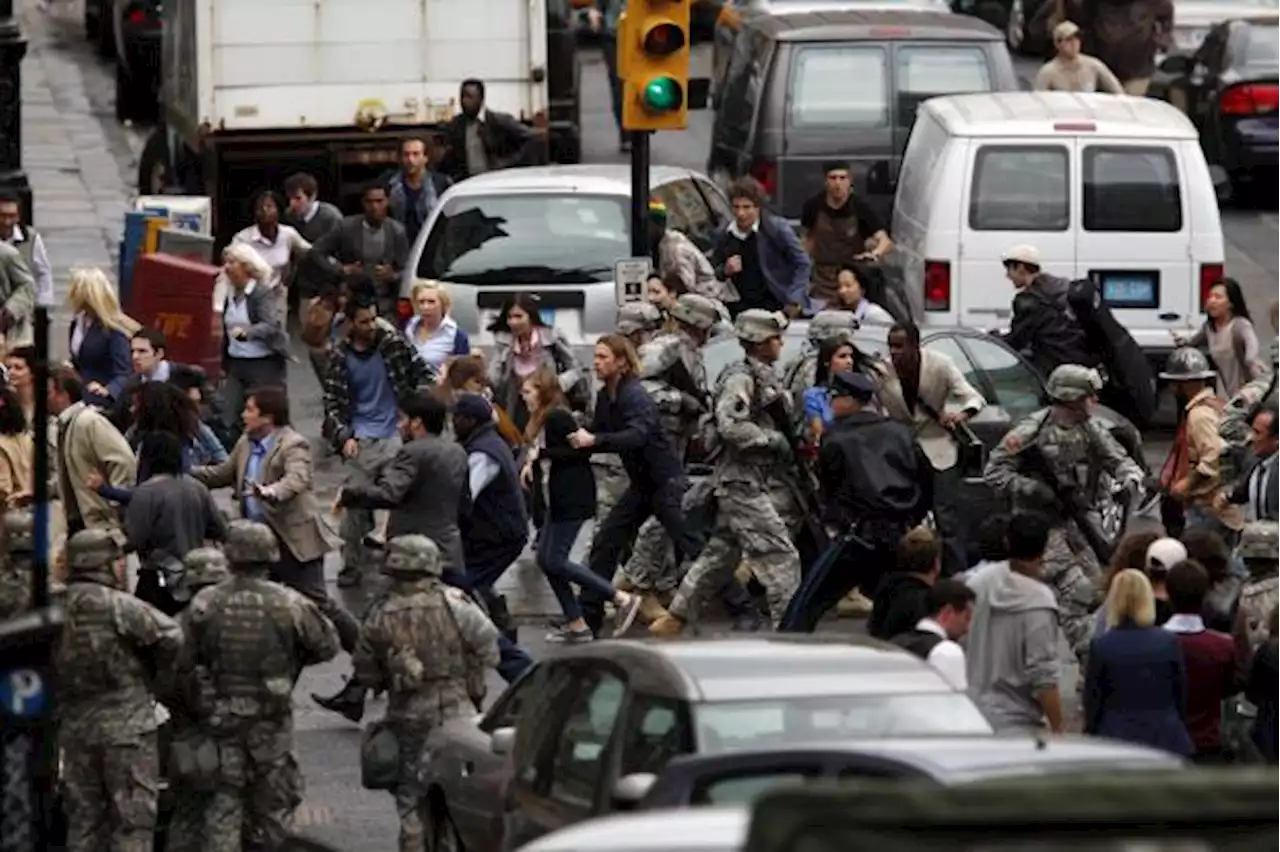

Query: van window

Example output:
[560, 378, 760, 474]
[789, 45, 889, 128]
[1082, 146, 1182, 233]
[897, 45, 992, 100]
[969, 146, 1069, 232]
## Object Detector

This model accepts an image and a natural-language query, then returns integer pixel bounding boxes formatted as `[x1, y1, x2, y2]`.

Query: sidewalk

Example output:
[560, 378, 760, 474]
[17, 0, 138, 362]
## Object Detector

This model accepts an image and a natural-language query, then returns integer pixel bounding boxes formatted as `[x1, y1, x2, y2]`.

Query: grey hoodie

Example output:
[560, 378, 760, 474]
[965, 561, 1063, 730]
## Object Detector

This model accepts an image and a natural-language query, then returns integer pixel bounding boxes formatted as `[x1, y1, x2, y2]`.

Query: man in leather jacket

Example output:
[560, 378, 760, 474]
[997, 244, 1095, 378]
[778, 370, 932, 631]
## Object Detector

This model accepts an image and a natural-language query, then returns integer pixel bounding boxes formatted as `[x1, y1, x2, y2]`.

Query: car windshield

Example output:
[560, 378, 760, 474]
[415, 193, 627, 285]
[1242, 25, 1279, 69]
[694, 693, 993, 753]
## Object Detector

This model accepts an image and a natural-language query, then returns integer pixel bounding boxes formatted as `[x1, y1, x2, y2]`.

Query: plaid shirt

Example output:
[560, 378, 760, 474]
[322, 323, 433, 449]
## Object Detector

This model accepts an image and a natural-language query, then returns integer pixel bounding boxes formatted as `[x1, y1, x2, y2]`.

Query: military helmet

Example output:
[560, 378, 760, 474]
[668, 293, 721, 331]
[735, 309, 789, 344]
[383, 534, 443, 577]
[616, 302, 664, 335]
[66, 528, 122, 571]
[1158, 346, 1217, 381]
[3, 509, 34, 554]
[1239, 521, 1279, 561]
[224, 520, 280, 565]
[182, 547, 231, 590]
[1046, 364, 1104, 403]
[807, 310, 859, 344]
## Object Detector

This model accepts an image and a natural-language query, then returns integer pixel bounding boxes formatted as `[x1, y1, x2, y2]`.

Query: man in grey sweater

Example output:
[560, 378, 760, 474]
[965, 512, 1066, 733]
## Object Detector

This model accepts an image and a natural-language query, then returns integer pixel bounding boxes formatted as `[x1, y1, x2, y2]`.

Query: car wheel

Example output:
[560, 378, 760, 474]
[1005, 0, 1025, 53]
[431, 803, 465, 852]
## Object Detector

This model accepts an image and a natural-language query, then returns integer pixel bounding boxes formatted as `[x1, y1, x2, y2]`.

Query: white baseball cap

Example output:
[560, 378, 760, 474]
[1001, 244, 1042, 267]
[1146, 538, 1188, 574]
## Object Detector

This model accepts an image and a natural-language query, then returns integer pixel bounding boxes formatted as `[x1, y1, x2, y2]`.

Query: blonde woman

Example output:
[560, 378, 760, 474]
[67, 266, 140, 405]
[217, 243, 290, 434]
[1083, 568, 1193, 755]
[404, 279, 470, 371]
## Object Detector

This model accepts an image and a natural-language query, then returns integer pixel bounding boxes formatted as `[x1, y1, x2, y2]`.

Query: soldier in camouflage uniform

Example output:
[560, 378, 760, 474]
[1238, 521, 1279, 651]
[0, 507, 34, 617]
[618, 295, 739, 618]
[781, 310, 861, 402]
[651, 310, 804, 634]
[352, 535, 501, 852]
[984, 365, 1145, 659]
[162, 547, 232, 852]
[179, 520, 340, 850]
[1220, 341, 1278, 487]
[55, 528, 183, 852]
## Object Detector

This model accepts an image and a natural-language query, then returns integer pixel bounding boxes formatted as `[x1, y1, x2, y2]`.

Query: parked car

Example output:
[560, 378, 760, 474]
[423, 636, 992, 852]
[517, 806, 749, 852]
[113, 0, 162, 123]
[706, 9, 1019, 223]
[699, 323, 1146, 562]
[1162, 0, 1279, 56]
[398, 165, 732, 346]
[632, 735, 1184, 809]
[1149, 16, 1279, 202]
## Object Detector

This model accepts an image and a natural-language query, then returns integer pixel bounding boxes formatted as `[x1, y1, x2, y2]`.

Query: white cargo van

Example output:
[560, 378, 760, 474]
[889, 92, 1227, 358]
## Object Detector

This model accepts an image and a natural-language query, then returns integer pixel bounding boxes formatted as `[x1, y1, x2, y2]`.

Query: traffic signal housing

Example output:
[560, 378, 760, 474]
[619, 0, 691, 132]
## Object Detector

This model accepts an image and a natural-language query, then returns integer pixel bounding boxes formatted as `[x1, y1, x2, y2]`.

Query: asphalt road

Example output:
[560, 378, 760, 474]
[22, 6, 1279, 847]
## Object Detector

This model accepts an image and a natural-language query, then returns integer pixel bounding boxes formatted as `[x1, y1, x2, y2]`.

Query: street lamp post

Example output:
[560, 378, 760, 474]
[0, 0, 30, 224]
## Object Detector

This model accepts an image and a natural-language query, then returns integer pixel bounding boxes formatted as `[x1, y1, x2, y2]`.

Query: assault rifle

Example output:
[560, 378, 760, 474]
[1018, 441, 1118, 565]
[764, 395, 831, 563]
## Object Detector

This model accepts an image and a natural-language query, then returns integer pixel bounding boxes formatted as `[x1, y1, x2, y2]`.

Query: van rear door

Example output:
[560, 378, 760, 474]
[956, 138, 1077, 329]
[1072, 140, 1197, 348]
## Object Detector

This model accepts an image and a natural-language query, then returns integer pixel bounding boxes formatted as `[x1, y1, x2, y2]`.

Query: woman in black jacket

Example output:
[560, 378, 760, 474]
[520, 369, 641, 643]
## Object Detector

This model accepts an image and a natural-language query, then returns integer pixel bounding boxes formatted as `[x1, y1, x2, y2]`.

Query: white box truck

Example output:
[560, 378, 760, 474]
[138, 0, 582, 239]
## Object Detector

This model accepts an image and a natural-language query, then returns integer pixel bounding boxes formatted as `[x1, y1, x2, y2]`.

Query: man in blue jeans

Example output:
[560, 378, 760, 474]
[590, 0, 631, 153]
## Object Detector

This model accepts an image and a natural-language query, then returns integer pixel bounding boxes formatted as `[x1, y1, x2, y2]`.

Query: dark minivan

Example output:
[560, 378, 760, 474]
[707, 9, 1020, 221]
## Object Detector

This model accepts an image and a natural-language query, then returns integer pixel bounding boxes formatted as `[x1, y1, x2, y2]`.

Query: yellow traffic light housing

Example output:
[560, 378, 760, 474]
[619, 0, 691, 132]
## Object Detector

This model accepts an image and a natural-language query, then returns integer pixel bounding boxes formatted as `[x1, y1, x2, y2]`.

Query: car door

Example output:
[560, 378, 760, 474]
[508, 661, 629, 845]
[614, 694, 697, 801]
[445, 668, 541, 849]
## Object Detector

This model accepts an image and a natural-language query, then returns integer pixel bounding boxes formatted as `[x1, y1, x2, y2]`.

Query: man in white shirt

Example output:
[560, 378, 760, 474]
[1034, 21, 1124, 94]
[890, 578, 976, 690]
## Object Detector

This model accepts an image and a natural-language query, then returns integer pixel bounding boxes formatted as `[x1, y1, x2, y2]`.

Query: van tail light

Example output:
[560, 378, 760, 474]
[750, 159, 777, 198]
[924, 260, 951, 311]
[1199, 263, 1224, 310]
[397, 299, 414, 322]
[1220, 83, 1280, 116]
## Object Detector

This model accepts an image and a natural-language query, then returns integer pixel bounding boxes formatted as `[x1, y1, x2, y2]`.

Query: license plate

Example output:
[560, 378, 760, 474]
[1100, 272, 1158, 308]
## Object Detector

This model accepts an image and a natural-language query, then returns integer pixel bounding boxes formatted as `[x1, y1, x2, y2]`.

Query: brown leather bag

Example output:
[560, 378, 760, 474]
[300, 297, 336, 349]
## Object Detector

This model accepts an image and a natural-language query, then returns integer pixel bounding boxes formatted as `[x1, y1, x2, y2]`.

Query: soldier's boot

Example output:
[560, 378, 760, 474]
[638, 593, 668, 624]
[836, 588, 874, 618]
[312, 678, 368, 723]
[649, 613, 686, 637]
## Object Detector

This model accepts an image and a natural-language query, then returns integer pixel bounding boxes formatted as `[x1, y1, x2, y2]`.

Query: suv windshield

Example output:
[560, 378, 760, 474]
[416, 193, 627, 285]
[694, 693, 993, 753]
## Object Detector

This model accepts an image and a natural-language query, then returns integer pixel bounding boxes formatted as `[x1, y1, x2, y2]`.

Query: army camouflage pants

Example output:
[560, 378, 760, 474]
[392, 725, 431, 852]
[669, 480, 801, 627]
[62, 730, 160, 852]
[205, 725, 303, 851]
[339, 436, 402, 581]
[590, 459, 630, 539]
[1044, 524, 1102, 660]
[618, 477, 715, 594]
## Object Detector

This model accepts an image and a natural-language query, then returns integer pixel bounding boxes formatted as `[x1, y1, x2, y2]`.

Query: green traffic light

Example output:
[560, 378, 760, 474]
[643, 76, 683, 112]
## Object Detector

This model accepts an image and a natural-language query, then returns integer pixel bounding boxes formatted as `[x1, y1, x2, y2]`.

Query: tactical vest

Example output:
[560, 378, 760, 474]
[202, 579, 298, 721]
[702, 359, 791, 466]
[890, 628, 945, 662]
[57, 583, 150, 704]
[640, 333, 705, 455]
[377, 584, 468, 694]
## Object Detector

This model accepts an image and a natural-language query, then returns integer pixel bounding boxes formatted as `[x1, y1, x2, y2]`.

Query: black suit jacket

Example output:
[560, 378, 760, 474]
[308, 215, 410, 280]
[1230, 453, 1279, 521]
[439, 110, 539, 182]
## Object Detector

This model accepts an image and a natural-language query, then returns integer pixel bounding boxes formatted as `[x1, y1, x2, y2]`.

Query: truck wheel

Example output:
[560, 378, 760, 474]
[137, 129, 174, 195]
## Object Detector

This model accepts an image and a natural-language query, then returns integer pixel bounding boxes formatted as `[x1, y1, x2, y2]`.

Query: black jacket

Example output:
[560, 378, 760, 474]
[536, 407, 597, 523]
[817, 410, 931, 527]
[868, 573, 933, 641]
[589, 376, 685, 491]
[439, 110, 539, 182]
[1000, 273, 1095, 378]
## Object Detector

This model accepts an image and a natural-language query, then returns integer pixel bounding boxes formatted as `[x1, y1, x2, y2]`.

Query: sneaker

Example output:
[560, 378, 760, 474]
[836, 589, 874, 618]
[612, 593, 642, 637]
[546, 625, 594, 644]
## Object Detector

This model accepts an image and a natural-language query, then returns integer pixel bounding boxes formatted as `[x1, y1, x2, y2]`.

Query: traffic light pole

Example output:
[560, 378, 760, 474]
[629, 130, 650, 259]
